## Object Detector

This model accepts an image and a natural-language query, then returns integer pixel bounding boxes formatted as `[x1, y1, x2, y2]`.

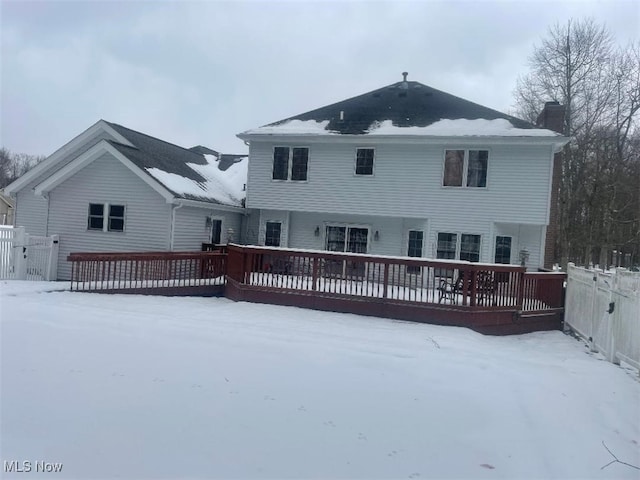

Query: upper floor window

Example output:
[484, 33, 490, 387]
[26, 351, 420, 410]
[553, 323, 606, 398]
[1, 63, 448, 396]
[88, 203, 125, 232]
[273, 147, 308, 181]
[443, 149, 488, 188]
[355, 148, 374, 175]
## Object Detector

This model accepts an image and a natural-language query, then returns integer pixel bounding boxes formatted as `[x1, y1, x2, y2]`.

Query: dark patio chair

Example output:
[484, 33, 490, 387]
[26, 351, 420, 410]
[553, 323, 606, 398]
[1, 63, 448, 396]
[438, 270, 465, 303]
[476, 271, 497, 306]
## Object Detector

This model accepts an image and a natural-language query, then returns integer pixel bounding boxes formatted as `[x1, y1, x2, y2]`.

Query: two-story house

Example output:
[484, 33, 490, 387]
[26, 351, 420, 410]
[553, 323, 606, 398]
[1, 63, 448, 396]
[238, 74, 569, 270]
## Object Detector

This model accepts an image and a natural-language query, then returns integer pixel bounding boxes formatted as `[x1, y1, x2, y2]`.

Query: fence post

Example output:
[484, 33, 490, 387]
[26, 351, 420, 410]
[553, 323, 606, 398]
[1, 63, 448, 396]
[608, 273, 620, 365]
[13, 228, 27, 280]
[46, 235, 59, 281]
[589, 270, 598, 352]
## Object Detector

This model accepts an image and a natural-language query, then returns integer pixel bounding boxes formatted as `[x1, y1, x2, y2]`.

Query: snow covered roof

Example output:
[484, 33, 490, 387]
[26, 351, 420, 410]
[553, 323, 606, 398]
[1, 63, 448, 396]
[106, 123, 247, 207]
[240, 77, 563, 138]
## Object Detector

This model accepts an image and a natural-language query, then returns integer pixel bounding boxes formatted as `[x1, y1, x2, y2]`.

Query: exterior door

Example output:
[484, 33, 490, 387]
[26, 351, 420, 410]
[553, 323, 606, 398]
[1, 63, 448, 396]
[211, 219, 222, 244]
[324, 226, 368, 277]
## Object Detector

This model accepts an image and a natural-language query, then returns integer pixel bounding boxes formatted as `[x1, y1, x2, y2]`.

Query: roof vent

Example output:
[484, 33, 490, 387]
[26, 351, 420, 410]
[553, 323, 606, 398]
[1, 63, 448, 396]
[400, 71, 409, 91]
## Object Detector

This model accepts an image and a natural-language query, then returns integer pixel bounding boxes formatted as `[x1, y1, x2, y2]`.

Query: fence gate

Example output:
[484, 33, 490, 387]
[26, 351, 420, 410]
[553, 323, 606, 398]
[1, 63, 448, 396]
[0, 226, 59, 281]
[565, 264, 640, 373]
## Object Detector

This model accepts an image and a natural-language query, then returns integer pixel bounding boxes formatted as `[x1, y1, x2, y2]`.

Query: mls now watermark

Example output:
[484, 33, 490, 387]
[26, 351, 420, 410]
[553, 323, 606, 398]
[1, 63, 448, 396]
[4, 460, 64, 473]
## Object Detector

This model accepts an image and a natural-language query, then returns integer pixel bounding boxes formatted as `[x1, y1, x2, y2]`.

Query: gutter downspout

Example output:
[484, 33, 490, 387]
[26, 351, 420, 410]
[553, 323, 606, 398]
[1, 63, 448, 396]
[43, 193, 50, 236]
[169, 202, 184, 251]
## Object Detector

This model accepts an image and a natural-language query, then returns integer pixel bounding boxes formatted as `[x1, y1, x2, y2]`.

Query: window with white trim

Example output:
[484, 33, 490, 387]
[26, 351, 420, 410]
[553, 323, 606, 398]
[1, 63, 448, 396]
[88, 203, 125, 232]
[436, 232, 481, 262]
[265, 222, 282, 247]
[407, 230, 424, 274]
[272, 147, 308, 181]
[355, 148, 374, 175]
[494, 236, 512, 264]
[325, 225, 369, 253]
[443, 149, 488, 187]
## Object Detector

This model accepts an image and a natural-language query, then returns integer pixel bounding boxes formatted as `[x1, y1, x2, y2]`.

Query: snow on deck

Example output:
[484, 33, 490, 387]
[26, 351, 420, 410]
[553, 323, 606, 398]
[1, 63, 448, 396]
[1, 281, 639, 479]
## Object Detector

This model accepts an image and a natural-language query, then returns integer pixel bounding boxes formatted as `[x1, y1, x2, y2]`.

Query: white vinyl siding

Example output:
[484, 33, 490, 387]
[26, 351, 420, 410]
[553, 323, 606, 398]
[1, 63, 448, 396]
[241, 210, 260, 245]
[12, 127, 124, 237]
[287, 211, 409, 257]
[172, 206, 242, 251]
[14, 189, 48, 236]
[47, 152, 172, 280]
[247, 142, 552, 225]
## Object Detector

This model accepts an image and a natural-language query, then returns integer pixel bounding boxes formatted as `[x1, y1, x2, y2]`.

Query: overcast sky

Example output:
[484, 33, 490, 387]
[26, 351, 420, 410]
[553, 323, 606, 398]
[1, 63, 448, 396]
[1, 0, 638, 157]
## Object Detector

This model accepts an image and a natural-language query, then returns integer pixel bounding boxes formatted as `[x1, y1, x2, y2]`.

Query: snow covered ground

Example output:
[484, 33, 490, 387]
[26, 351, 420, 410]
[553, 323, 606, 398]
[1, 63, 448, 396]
[1, 280, 639, 479]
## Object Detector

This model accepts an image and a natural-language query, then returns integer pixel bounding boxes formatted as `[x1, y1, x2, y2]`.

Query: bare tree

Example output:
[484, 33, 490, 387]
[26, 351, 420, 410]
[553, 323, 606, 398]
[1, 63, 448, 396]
[515, 18, 640, 268]
[0, 147, 46, 189]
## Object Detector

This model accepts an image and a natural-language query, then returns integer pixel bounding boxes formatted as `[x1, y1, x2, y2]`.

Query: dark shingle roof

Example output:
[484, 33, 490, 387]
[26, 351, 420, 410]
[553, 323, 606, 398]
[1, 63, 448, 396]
[264, 80, 535, 134]
[105, 122, 245, 205]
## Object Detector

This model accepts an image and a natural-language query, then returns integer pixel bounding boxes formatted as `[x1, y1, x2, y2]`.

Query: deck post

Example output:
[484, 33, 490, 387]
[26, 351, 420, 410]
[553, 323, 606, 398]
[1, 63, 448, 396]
[382, 262, 389, 299]
[516, 269, 526, 311]
[311, 257, 318, 291]
[470, 269, 477, 307]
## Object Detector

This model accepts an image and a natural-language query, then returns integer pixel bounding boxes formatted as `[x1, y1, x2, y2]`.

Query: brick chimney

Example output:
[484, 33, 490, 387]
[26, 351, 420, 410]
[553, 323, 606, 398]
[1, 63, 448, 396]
[536, 101, 566, 134]
[537, 101, 567, 269]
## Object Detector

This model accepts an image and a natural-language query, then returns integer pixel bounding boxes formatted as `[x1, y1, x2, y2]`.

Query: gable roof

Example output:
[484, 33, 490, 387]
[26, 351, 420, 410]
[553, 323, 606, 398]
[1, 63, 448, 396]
[3, 120, 135, 196]
[5, 119, 247, 208]
[104, 123, 248, 206]
[105, 122, 209, 185]
[240, 76, 564, 140]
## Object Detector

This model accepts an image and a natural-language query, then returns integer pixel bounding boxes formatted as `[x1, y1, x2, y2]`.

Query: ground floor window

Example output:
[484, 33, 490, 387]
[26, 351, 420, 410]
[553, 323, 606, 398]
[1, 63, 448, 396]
[88, 203, 125, 232]
[436, 232, 457, 259]
[265, 221, 282, 247]
[494, 236, 512, 264]
[436, 232, 481, 262]
[407, 230, 424, 274]
[88, 203, 104, 230]
[459, 234, 481, 262]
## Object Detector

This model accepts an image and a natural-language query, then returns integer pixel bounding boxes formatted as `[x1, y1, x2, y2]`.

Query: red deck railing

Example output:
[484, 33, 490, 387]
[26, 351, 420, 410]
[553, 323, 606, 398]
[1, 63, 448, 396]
[225, 244, 566, 312]
[67, 246, 566, 334]
[67, 251, 226, 294]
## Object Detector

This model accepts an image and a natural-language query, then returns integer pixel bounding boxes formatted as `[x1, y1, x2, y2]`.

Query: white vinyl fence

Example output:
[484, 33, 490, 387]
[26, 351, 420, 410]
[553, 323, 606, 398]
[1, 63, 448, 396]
[0, 226, 59, 281]
[565, 264, 640, 373]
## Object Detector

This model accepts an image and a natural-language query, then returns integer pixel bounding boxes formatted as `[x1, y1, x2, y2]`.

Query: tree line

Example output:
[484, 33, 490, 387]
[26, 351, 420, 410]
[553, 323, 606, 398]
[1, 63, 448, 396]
[515, 18, 639, 269]
[0, 148, 45, 189]
[1, 18, 638, 268]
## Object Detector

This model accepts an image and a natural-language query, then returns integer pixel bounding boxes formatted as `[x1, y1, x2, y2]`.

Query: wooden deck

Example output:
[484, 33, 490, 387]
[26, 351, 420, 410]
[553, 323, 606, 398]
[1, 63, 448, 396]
[68, 245, 566, 335]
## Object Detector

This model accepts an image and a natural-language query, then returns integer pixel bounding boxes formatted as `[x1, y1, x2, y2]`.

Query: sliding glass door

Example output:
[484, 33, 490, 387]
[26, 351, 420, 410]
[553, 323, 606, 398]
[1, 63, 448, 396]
[325, 225, 369, 277]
